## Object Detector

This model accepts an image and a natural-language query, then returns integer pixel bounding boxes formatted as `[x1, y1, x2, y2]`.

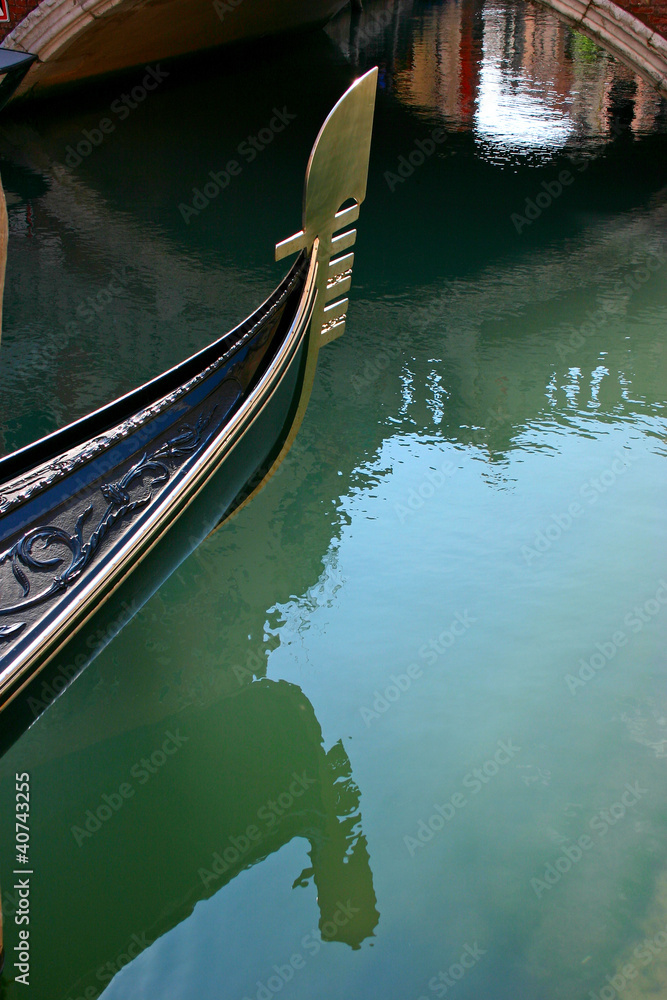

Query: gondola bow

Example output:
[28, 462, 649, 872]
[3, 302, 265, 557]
[0, 67, 378, 710]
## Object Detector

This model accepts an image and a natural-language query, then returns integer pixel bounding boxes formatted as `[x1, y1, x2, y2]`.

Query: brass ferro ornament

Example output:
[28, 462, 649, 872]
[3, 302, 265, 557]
[276, 66, 378, 346]
[215, 68, 378, 525]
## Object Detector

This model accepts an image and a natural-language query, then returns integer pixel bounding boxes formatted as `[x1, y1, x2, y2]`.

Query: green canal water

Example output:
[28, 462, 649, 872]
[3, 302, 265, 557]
[1, 0, 667, 998]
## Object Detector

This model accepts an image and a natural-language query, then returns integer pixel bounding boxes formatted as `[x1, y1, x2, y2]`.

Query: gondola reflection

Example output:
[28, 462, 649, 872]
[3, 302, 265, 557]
[0, 669, 379, 998]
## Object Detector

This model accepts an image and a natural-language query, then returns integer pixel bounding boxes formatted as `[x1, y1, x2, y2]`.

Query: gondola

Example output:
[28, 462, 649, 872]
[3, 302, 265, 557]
[0, 66, 378, 712]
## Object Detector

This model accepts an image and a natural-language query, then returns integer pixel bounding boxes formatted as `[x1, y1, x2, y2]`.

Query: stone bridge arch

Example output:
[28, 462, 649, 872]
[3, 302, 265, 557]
[0, 0, 348, 97]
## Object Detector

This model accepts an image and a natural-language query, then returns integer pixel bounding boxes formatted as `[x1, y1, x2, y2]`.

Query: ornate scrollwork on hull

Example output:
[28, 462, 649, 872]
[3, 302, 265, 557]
[275, 67, 377, 346]
[0, 264, 303, 519]
[0, 408, 217, 623]
[0, 621, 26, 642]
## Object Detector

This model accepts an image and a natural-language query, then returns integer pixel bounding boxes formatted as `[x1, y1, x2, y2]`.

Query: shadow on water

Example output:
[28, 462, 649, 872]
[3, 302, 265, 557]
[0, 673, 379, 998]
[0, 395, 377, 998]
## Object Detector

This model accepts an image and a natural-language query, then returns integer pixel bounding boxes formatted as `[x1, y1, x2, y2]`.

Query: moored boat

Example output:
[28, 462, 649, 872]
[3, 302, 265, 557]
[0, 66, 378, 711]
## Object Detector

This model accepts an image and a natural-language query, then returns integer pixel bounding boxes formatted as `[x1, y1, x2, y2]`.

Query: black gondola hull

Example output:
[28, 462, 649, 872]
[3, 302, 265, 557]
[0, 248, 318, 709]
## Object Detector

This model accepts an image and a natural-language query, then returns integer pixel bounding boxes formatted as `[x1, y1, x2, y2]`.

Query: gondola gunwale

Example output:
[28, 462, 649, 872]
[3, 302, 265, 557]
[0, 249, 308, 488]
[0, 65, 379, 715]
[0, 243, 320, 709]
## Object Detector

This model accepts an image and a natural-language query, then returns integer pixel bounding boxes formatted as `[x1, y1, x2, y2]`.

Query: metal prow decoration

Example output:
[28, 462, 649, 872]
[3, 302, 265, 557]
[223, 67, 377, 520]
[276, 66, 377, 345]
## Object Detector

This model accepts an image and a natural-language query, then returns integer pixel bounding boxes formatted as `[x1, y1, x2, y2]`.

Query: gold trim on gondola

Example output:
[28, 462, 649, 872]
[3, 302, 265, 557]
[276, 66, 377, 345]
[219, 68, 378, 522]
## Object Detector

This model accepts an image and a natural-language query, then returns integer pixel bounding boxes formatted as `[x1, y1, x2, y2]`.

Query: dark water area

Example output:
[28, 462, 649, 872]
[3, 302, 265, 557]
[0, 1, 666, 998]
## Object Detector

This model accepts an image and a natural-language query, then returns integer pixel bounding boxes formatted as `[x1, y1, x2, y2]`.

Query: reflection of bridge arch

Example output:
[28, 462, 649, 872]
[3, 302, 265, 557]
[0, 0, 348, 98]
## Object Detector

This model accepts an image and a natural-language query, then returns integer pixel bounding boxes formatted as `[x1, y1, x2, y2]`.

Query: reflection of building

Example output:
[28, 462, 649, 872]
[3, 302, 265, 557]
[0, 678, 379, 998]
[396, 0, 482, 127]
[328, 0, 663, 142]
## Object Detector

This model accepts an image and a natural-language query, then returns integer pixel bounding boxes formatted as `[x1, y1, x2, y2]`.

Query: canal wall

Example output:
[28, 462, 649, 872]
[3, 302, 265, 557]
[0, 0, 36, 43]
[536, 0, 667, 97]
[615, 0, 667, 40]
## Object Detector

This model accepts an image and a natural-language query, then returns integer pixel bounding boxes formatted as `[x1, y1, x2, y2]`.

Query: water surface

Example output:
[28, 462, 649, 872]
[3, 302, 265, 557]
[1, 1, 666, 999]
